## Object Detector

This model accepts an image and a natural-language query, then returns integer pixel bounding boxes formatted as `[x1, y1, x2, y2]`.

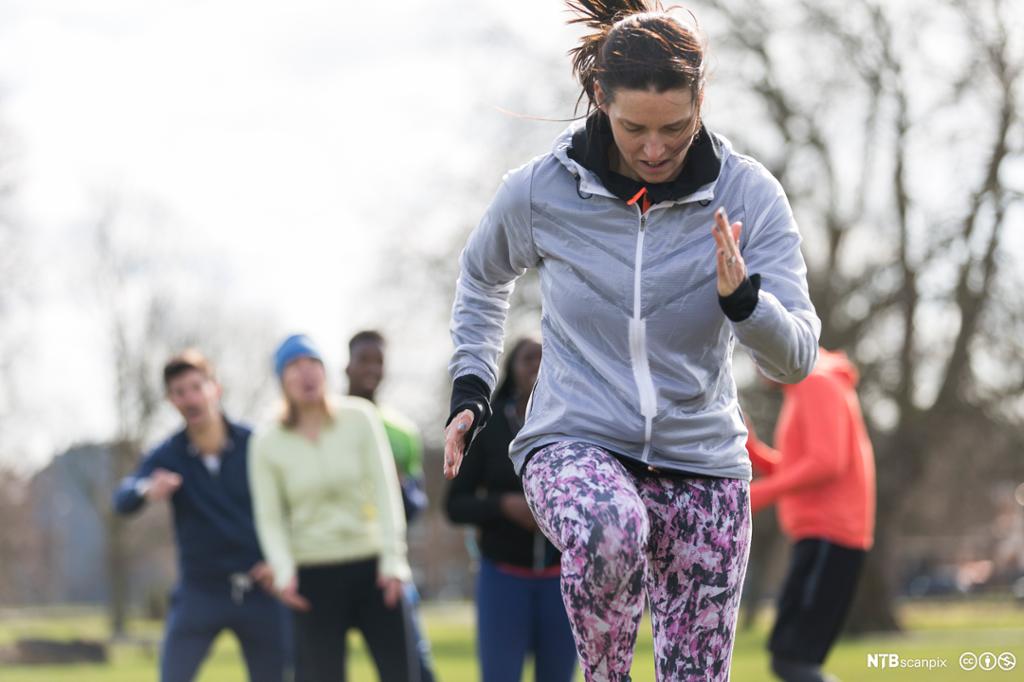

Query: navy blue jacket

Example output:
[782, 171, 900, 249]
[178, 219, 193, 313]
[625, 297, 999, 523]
[113, 418, 264, 586]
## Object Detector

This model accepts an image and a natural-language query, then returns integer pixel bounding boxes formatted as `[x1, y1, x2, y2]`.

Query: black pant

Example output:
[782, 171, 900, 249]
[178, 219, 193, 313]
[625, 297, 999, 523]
[769, 538, 866, 665]
[294, 558, 418, 682]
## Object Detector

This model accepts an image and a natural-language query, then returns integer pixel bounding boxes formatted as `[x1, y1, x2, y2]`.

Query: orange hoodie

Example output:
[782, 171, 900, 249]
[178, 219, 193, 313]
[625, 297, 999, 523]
[747, 349, 876, 550]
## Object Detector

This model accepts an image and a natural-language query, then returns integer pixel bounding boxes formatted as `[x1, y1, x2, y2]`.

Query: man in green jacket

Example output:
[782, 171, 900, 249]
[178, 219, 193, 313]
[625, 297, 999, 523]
[346, 330, 435, 682]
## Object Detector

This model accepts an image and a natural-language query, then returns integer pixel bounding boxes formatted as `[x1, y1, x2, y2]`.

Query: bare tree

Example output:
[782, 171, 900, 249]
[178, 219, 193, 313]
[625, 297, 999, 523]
[697, 0, 1024, 631]
[0, 110, 42, 604]
[363, 2, 1024, 623]
[355, 16, 578, 598]
[87, 199, 182, 636]
[0, 111, 27, 452]
[68, 194, 280, 637]
[0, 465, 41, 604]
[370, 29, 574, 439]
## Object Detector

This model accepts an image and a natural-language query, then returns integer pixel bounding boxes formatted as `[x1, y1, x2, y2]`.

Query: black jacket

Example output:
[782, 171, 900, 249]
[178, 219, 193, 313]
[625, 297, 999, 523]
[445, 397, 560, 570]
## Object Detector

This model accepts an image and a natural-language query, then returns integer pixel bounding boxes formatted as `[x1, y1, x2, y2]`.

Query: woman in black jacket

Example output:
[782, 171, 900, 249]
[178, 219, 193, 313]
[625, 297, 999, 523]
[445, 337, 577, 682]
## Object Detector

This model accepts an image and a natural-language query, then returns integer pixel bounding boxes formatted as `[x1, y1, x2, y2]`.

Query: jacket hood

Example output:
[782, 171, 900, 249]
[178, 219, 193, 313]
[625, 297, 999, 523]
[815, 348, 859, 388]
[551, 114, 729, 206]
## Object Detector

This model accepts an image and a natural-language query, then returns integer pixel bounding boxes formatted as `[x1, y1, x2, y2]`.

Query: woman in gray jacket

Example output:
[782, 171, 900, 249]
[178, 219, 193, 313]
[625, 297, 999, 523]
[444, 2, 820, 680]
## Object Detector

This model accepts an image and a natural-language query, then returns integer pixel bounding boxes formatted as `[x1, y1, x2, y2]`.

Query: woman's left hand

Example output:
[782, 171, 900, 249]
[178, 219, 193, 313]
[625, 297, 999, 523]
[377, 575, 404, 609]
[278, 576, 311, 612]
[712, 207, 746, 296]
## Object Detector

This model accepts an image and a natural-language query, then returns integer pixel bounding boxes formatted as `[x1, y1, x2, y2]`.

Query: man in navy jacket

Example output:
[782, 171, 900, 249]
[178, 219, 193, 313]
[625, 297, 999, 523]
[113, 350, 288, 682]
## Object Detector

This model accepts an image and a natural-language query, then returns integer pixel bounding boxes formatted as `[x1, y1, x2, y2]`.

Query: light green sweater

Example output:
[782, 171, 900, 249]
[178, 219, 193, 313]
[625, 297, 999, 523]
[249, 396, 411, 590]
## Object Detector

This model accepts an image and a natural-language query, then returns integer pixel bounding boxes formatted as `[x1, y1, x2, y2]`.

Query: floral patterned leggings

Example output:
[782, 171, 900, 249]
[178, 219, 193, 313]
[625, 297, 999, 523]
[522, 441, 751, 682]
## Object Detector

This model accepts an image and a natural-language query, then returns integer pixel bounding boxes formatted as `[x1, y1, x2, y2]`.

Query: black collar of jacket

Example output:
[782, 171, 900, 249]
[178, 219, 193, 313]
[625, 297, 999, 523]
[568, 112, 723, 205]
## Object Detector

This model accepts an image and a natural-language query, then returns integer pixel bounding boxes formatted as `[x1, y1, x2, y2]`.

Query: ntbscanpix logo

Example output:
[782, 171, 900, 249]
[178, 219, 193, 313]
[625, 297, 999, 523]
[866, 653, 948, 670]
[866, 651, 1016, 672]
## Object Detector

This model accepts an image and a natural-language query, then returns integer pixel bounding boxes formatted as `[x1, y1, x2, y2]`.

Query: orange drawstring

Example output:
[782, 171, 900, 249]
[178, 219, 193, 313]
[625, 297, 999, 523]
[627, 186, 651, 214]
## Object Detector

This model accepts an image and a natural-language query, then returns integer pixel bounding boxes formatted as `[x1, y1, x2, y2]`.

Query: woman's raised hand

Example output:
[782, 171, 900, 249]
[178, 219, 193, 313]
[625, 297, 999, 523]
[712, 207, 746, 297]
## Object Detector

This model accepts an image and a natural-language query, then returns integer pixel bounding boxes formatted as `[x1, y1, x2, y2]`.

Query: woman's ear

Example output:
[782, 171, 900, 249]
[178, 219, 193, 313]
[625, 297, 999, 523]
[594, 82, 608, 114]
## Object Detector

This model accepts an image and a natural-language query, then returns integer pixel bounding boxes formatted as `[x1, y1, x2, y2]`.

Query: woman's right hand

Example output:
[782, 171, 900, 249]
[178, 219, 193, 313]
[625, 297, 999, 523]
[500, 493, 538, 532]
[443, 409, 475, 480]
[278, 576, 311, 612]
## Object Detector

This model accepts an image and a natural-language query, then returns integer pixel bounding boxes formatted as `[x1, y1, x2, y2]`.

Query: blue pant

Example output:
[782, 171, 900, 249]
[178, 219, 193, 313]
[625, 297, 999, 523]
[476, 559, 578, 682]
[404, 582, 437, 682]
[161, 581, 289, 682]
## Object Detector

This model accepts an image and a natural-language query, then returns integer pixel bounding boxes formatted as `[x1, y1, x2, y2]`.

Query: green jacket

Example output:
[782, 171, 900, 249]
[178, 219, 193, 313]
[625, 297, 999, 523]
[379, 405, 423, 478]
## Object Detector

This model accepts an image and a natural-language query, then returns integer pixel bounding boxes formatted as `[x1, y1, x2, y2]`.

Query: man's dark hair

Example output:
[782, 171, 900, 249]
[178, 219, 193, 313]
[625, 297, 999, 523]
[163, 349, 216, 390]
[348, 330, 386, 353]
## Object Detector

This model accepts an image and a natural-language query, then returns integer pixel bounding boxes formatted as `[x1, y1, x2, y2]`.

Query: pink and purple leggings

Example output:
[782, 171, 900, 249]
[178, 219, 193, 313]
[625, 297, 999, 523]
[522, 441, 751, 682]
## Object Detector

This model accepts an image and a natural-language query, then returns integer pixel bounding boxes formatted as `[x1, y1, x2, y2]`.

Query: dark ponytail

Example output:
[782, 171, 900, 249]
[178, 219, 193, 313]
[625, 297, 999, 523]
[567, 0, 706, 119]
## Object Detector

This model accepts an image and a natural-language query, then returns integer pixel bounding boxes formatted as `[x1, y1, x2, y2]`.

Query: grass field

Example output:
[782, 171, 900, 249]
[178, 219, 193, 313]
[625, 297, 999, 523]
[0, 599, 1021, 680]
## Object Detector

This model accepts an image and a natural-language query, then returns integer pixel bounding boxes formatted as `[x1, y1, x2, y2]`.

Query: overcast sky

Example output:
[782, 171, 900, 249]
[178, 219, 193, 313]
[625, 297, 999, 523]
[0, 0, 582, 467]
[1, 0, 1021, 469]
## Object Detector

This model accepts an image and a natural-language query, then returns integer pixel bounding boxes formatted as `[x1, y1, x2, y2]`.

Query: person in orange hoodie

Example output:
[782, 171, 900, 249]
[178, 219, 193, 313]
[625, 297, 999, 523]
[745, 348, 876, 682]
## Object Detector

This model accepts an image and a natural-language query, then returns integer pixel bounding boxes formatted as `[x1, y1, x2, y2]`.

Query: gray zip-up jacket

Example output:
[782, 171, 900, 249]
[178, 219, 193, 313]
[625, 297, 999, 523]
[449, 124, 820, 480]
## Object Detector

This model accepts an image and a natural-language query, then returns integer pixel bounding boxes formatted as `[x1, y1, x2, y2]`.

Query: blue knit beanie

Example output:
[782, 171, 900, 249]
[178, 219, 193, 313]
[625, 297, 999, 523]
[274, 334, 323, 379]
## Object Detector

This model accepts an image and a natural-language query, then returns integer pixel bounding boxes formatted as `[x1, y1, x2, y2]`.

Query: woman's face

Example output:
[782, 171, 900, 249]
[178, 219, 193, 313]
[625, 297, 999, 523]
[281, 356, 327, 407]
[597, 85, 701, 185]
[512, 340, 542, 397]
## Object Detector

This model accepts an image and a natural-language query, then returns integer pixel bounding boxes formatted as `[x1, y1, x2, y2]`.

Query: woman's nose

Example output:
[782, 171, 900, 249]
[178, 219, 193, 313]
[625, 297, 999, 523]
[643, 138, 667, 159]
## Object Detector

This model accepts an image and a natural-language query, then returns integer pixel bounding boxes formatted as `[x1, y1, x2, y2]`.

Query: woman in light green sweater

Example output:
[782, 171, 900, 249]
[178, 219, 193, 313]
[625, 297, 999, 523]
[249, 334, 416, 682]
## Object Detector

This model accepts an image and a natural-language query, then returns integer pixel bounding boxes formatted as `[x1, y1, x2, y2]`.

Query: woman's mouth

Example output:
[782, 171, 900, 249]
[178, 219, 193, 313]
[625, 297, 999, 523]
[640, 159, 670, 172]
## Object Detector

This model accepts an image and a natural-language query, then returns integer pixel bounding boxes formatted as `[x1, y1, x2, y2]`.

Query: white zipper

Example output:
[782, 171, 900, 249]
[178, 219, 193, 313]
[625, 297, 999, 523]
[628, 207, 658, 461]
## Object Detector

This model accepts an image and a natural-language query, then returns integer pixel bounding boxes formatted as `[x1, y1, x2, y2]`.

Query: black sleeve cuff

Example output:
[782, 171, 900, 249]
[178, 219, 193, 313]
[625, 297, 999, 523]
[719, 273, 761, 322]
[447, 374, 492, 447]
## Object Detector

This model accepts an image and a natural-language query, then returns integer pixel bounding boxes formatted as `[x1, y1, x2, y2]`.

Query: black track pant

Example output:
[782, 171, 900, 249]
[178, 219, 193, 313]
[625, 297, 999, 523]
[770, 538, 866, 667]
[294, 558, 418, 682]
